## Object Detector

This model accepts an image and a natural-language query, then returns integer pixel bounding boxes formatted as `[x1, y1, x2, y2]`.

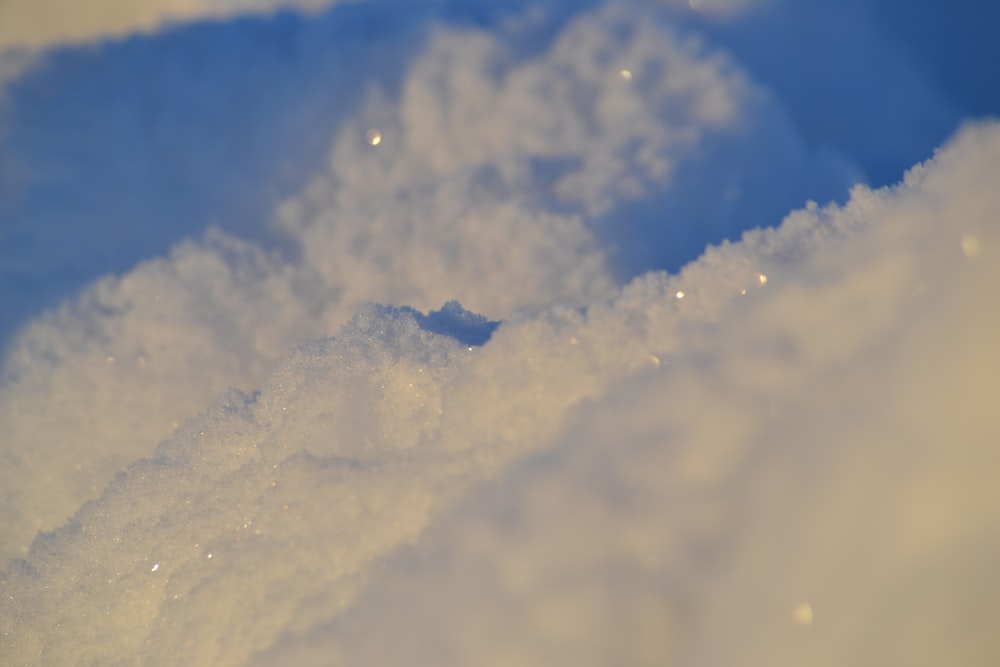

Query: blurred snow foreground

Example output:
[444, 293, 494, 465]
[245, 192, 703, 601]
[1, 5, 999, 667]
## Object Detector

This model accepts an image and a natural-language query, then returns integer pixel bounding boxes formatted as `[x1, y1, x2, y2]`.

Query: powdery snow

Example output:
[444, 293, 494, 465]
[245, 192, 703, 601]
[0, 1, 998, 665]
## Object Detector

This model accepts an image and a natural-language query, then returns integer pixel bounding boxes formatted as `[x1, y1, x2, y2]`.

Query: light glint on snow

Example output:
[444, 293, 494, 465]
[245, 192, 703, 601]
[960, 235, 981, 258]
[792, 603, 813, 626]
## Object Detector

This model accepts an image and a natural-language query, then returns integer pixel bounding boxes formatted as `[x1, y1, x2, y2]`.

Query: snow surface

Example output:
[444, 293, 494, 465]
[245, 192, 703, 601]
[0, 0, 356, 50]
[1, 0, 998, 665]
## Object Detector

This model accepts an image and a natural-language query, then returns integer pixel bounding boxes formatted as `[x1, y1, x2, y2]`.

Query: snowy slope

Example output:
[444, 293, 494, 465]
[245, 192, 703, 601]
[1, 1, 998, 665]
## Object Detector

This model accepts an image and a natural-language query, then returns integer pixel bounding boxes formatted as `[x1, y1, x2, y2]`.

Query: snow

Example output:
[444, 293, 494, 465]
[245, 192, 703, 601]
[0, 0, 355, 50]
[1, 1, 998, 665]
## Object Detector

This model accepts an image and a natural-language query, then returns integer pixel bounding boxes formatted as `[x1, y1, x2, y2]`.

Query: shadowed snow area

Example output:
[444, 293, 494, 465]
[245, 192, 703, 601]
[1, 0, 999, 664]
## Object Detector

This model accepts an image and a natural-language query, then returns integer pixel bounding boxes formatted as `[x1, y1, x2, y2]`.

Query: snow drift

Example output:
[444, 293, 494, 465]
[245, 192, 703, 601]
[1, 1, 998, 665]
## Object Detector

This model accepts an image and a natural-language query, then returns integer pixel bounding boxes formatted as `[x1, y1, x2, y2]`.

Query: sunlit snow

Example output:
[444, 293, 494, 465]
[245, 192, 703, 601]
[1, 0, 998, 665]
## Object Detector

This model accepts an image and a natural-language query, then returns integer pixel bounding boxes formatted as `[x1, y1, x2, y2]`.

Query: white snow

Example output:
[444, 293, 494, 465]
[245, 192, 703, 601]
[278, 124, 1000, 665]
[0, 0, 355, 50]
[1, 0, 998, 665]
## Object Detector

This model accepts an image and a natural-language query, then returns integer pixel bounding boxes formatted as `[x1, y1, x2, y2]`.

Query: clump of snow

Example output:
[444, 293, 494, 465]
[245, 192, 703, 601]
[1, 302, 488, 665]
[285, 2, 857, 280]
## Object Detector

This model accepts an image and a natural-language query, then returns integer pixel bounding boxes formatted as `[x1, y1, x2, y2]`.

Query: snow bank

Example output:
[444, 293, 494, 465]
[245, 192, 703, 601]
[3, 120, 999, 665]
[283, 120, 1000, 666]
[1, 0, 998, 664]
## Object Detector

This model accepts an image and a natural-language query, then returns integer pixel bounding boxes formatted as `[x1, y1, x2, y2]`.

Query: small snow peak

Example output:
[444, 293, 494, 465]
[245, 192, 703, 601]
[413, 301, 501, 347]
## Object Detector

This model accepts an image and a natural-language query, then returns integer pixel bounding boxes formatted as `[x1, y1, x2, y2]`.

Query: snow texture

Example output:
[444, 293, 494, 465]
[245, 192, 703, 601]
[0, 1, 857, 564]
[1, 0, 999, 665]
